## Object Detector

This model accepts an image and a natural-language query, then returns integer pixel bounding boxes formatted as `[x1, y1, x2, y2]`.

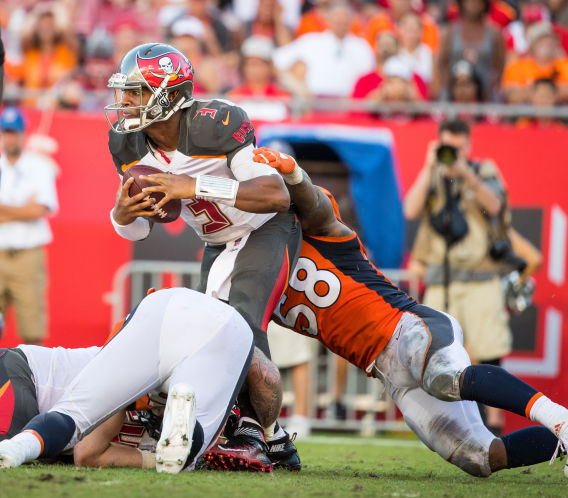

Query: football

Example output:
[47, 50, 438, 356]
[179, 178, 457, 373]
[122, 164, 182, 223]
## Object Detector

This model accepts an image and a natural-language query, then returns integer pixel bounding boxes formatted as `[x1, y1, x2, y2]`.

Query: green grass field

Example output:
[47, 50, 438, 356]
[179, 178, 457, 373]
[0, 435, 564, 498]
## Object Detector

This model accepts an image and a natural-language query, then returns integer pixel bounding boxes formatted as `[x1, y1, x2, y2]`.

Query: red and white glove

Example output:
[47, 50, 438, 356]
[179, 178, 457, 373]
[253, 147, 303, 185]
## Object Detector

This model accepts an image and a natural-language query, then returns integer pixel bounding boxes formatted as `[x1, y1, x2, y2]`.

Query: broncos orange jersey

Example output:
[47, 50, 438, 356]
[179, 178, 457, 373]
[275, 230, 418, 375]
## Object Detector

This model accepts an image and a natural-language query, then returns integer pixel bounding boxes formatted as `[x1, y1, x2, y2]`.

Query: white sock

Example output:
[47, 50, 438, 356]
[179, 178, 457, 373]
[3, 431, 43, 465]
[271, 423, 286, 441]
[263, 422, 276, 441]
[529, 395, 568, 438]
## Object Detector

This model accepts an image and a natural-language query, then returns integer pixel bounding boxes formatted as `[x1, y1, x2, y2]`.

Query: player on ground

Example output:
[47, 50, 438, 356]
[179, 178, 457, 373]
[105, 43, 301, 470]
[0, 343, 167, 469]
[207, 147, 568, 478]
[0, 287, 254, 473]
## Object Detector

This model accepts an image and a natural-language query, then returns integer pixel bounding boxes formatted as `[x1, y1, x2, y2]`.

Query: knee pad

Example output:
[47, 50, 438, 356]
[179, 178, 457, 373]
[423, 369, 462, 402]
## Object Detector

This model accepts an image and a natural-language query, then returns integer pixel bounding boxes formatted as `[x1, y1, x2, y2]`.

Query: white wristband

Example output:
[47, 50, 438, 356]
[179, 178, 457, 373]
[282, 166, 304, 185]
[110, 209, 151, 241]
[195, 175, 239, 207]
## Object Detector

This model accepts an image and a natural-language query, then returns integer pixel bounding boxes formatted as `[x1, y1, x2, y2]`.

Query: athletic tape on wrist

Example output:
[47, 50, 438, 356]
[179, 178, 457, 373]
[195, 175, 239, 207]
[283, 166, 304, 185]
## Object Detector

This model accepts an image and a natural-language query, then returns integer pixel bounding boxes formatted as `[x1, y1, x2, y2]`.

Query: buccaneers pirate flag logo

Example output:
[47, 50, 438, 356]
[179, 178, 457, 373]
[137, 52, 194, 88]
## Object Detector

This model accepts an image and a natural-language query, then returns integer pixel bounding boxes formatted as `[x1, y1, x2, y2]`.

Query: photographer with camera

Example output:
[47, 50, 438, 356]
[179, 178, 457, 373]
[404, 119, 514, 435]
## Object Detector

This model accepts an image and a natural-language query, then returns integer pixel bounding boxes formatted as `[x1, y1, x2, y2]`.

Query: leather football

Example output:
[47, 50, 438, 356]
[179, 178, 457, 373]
[122, 165, 182, 223]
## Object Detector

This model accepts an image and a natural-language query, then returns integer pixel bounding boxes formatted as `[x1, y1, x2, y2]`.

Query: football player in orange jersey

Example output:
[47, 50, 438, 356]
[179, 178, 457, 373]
[220, 146, 568, 479]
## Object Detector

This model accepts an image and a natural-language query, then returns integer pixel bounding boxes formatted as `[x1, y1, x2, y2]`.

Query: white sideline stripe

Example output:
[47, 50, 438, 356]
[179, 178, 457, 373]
[548, 205, 566, 286]
[301, 437, 427, 449]
[502, 307, 562, 377]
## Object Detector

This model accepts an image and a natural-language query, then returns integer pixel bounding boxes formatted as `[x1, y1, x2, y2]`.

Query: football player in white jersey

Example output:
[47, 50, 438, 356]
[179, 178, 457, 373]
[0, 287, 254, 473]
[105, 43, 301, 471]
[0, 344, 164, 469]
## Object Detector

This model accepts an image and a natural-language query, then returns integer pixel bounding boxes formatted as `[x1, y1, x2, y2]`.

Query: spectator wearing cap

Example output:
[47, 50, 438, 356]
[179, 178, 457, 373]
[378, 56, 423, 102]
[273, 2, 374, 97]
[502, 21, 568, 103]
[449, 59, 485, 103]
[228, 36, 290, 121]
[0, 107, 58, 346]
[504, 4, 568, 59]
[437, 0, 505, 101]
[171, 15, 215, 58]
[444, 60, 489, 123]
[352, 32, 428, 103]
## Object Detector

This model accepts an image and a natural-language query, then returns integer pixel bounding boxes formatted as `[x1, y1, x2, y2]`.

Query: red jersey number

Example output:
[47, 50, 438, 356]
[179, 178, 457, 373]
[186, 199, 233, 235]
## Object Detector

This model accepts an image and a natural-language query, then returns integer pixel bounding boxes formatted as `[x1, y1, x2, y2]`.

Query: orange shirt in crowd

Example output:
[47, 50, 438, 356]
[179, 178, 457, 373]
[296, 9, 363, 37]
[365, 13, 439, 52]
[20, 44, 78, 92]
[515, 117, 565, 129]
[502, 58, 568, 88]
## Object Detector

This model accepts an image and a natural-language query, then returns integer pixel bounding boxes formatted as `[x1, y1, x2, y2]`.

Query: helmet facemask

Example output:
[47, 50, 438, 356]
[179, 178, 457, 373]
[105, 73, 188, 133]
[105, 43, 194, 134]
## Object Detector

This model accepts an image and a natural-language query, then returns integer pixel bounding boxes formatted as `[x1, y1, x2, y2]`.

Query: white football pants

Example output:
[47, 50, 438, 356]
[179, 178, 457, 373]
[50, 288, 254, 457]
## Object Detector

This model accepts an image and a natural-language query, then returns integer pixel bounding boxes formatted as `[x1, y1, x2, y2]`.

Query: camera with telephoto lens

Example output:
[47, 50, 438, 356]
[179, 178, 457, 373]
[489, 238, 527, 273]
[436, 144, 458, 166]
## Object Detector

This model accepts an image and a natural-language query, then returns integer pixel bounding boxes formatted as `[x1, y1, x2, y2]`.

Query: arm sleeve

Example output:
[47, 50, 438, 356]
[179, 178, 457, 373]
[109, 209, 151, 241]
[229, 144, 279, 181]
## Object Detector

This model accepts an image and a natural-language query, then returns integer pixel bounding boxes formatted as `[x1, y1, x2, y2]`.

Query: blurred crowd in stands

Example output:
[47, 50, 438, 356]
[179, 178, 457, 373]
[1, 0, 567, 125]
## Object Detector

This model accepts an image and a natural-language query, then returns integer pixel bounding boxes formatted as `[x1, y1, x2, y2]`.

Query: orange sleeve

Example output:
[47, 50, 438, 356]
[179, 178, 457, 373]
[502, 60, 529, 88]
[555, 59, 568, 84]
[296, 12, 327, 38]
[350, 16, 364, 37]
[422, 17, 440, 52]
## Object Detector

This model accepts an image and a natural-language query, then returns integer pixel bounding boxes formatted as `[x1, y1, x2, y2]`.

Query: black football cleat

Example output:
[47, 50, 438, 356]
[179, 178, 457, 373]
[202, 419, 273, 472]
[267, 431, 301, 471]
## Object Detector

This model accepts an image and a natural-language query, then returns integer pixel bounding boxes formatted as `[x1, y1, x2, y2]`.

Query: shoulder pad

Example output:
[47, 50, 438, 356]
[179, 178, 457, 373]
[185, 99, 255, 154]
[108, 129, 148, 175]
